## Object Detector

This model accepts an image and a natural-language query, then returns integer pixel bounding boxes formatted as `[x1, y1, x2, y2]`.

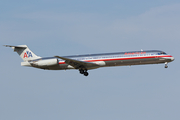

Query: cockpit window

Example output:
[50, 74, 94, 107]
[160, 52, 167, 55]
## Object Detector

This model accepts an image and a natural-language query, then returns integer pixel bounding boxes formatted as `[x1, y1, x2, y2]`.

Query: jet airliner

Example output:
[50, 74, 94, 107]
[4, 45, 174, 76]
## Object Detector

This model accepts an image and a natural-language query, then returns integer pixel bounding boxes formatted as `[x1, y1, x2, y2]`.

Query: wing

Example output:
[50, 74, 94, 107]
[54, 56, 99, 69]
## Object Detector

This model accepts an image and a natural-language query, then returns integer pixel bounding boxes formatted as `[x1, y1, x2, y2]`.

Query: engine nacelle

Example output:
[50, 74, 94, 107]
[32, 59, 59, 67]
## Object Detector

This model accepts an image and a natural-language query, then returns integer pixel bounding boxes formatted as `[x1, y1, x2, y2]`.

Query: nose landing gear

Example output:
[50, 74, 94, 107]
[79, 69, 89, 76]
[165, 62, 168, 68]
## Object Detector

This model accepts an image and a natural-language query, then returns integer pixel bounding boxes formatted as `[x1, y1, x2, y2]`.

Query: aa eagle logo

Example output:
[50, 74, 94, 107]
[23, 51, 33, 58]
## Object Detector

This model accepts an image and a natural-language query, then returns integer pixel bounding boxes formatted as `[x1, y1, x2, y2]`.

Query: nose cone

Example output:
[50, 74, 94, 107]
[171, 57, 175, 61]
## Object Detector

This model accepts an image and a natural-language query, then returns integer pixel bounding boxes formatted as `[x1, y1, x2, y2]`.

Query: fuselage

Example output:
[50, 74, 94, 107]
[5, 45, 175, 76]
[27, 50, 174, 70]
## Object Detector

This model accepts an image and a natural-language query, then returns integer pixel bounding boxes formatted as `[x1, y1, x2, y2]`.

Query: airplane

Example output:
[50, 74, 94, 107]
[4, 45, 174, 76]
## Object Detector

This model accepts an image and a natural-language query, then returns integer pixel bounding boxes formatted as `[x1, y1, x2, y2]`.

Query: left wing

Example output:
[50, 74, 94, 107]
[54, 56, 99, 69]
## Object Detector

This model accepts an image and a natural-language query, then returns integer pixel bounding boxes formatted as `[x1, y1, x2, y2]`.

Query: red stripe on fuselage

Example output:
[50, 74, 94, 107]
[58, 55, 172, 64]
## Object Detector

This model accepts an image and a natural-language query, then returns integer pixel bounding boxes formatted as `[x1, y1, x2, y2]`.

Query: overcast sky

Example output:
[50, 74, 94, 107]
[1, 0, 180, 120]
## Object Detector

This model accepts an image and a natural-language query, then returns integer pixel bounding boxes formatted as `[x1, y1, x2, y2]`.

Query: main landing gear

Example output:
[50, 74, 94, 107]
[165, 62, 168, 68]
[79, 69, 89, 76]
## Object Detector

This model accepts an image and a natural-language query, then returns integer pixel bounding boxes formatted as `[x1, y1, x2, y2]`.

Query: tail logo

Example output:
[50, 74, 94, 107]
[23, 51, 33, 58]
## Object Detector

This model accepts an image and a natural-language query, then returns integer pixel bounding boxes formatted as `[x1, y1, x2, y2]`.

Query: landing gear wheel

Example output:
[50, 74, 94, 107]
[79, 69, 84, 74]
[84, 72, 89, 76]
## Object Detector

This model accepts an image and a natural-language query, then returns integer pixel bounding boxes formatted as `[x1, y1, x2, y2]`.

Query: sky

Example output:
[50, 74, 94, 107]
[0, 0, 180, 120]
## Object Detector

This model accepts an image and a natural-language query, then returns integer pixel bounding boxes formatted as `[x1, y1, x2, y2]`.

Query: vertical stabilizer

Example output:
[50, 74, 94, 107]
[4, 45, 41, 61]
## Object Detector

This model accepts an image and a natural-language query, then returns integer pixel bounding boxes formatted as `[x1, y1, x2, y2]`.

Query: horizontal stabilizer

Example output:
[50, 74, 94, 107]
[4, 45, 27, 49]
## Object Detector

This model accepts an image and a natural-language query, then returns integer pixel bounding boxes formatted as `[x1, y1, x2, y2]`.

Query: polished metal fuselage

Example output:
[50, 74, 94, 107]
[37, 50, 174, 70]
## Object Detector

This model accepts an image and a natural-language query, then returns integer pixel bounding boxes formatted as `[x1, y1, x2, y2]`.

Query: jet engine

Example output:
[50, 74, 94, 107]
[31, 59, 59, 68]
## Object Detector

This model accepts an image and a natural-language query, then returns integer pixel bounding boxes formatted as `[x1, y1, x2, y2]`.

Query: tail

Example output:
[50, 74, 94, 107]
[4, 45, 41, 61]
